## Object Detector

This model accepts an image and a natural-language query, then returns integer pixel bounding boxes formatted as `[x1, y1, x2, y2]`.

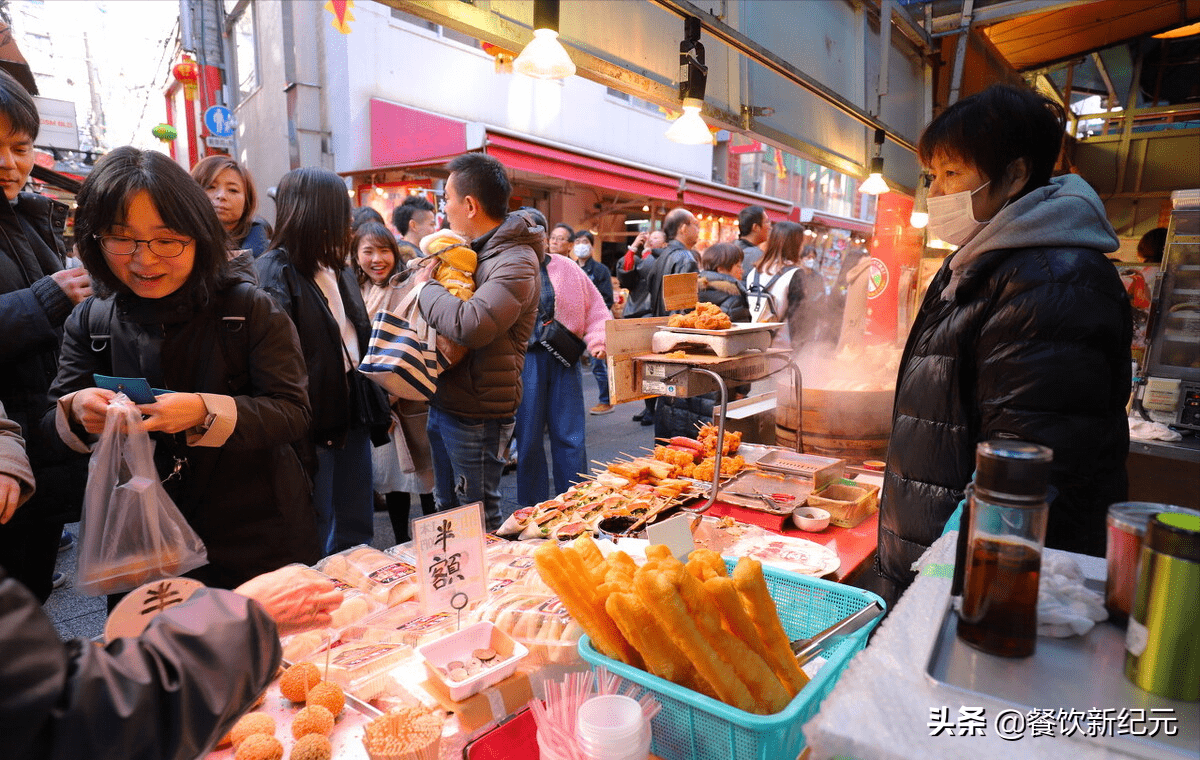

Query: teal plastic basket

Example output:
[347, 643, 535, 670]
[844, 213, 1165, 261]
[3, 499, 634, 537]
[578, 561, 884, 760]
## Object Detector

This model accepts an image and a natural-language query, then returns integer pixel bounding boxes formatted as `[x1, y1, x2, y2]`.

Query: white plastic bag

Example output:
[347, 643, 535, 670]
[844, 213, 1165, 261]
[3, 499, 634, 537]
[76, 395, 207, 596]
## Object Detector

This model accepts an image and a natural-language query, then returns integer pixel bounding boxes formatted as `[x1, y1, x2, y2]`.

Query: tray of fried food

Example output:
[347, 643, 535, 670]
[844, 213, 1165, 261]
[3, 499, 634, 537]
[533, 536, 809, 716]
[666, 302, 733, 331]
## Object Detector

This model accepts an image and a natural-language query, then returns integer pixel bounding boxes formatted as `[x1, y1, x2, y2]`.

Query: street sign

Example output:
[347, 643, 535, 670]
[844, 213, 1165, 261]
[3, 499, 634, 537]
[205, 135, 234, 150]
[204, 105, 235, 137]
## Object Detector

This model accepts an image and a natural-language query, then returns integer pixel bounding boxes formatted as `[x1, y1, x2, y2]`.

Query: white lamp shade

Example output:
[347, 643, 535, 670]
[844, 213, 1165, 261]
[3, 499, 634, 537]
[513, 29, 576, 80]
[859, 172, 890, 195]
[910, 210, 929, 229]
[665, 101, 714, 145]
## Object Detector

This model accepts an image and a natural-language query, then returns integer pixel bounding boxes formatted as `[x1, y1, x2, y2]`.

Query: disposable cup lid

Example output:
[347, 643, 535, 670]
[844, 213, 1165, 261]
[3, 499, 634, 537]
[576, 695, 645, 746]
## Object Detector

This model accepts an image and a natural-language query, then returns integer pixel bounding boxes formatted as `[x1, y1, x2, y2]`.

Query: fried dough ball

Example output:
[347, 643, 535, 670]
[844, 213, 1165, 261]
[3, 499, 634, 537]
[234, 733, 282, 760]
[279, 662, 321, 702]
[292, 704, 335, 739]
[290, 734, 333, 760]
[228, 712, 275, 748]
[305, 681, 345, 717]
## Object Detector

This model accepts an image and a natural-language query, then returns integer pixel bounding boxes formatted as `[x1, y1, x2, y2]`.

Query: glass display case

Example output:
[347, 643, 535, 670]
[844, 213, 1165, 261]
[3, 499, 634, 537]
[1143, 203, 1200, 430]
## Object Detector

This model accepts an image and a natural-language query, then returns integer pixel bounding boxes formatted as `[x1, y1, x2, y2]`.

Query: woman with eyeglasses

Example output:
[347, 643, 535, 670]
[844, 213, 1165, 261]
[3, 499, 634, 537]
[45, 147, 321, 591]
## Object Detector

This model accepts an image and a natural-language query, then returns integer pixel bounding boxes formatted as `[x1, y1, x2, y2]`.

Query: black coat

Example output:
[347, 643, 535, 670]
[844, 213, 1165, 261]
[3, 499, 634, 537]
[641, 239, 699, 318]
[0, 192, 87, 526]
[878, 243, 1131, 589]
[48, 278, 320, 588]
[255, 251, 373, 448]
[698, 270, 750, 322]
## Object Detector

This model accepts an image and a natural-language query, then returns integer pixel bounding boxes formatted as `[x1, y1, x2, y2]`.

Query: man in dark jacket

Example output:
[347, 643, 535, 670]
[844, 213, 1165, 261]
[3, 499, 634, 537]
[641, 207, 700, 319]
[734, 204, 770, 273]
[418, 154, 541, 531]
[0, 70, 91, 601]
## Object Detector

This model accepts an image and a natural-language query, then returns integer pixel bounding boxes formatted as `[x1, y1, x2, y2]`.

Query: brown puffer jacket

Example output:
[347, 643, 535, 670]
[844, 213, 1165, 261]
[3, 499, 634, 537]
[419, 211, 543, 418]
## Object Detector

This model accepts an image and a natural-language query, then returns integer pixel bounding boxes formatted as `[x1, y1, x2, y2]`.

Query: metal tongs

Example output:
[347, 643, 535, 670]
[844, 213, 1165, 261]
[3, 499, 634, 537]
[789, 600, 885, 665]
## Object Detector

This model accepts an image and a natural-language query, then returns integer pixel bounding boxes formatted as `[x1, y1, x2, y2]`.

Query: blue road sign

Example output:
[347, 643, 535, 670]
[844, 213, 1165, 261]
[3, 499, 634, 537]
[204, 106, 235, 138]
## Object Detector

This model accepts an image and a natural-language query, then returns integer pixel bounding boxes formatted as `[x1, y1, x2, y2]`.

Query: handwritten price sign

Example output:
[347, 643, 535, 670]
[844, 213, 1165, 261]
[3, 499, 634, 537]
[413, 503, 487, 614]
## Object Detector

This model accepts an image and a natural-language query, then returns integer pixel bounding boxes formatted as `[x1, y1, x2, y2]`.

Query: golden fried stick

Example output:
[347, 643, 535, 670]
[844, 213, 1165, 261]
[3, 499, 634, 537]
[678, 571, 791, 714]
[606, 591, 699, 686]
[732, 558, 810, 694]
[645, 543, 675, 563]
[636, 564, 756, 713]
[572, 534, 606, 572]
[534, 542, 641, 666]
[687, 549, 727, 580]
[704, 576, 798, 701]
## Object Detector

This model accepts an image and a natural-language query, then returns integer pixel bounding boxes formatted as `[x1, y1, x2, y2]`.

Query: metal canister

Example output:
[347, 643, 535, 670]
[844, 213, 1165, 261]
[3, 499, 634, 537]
[1124, 512, 1200, 701]
[1105, 502, 1199, 623]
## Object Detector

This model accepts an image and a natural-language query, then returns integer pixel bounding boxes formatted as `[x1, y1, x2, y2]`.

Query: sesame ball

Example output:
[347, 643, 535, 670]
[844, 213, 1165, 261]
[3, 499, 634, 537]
[234, 733, 283, 760]
[279, 662, 321, 702]
[290, 733, 333, 760]
[305, 681, 345, 717]
[228, 712, 275, 748]
[292, 704, 335, 739]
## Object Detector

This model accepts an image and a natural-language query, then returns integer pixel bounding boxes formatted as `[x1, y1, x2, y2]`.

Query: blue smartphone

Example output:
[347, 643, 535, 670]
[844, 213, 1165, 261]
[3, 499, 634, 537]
[93, 375, 173, 405]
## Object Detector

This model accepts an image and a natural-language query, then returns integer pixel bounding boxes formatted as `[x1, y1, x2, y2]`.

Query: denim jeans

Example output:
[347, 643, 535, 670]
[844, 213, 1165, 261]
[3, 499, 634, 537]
[591, 353, 609, 404]
[515, 348, 587, 506]
[314, 425, 375, 553]
[426, 405, 513, 532]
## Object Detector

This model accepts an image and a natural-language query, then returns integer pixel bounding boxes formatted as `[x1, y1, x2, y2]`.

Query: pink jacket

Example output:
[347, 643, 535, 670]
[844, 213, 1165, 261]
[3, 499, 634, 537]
[545, 254, 609, 355]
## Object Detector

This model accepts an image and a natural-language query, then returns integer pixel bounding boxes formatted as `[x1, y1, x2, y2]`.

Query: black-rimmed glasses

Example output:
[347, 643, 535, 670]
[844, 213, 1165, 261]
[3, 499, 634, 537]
[94, 234, 191, 258]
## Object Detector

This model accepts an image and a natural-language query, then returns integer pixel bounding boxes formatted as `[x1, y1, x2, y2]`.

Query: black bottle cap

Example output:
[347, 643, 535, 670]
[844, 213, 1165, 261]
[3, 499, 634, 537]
[1147, 512, 1200, 563]
[975, 440, 1052, 504]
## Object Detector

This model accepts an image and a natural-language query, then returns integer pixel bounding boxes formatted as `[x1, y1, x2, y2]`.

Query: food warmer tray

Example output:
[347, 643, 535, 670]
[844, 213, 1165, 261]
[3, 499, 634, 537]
[651, 322, 783, 357]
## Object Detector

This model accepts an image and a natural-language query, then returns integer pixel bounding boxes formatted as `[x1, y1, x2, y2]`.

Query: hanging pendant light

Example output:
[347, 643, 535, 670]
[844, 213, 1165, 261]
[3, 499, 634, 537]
[859, 128, 891, 195]
[513, 0, 576, 80]
[666, 16, 714, 145]
[910, 173, 931, 229]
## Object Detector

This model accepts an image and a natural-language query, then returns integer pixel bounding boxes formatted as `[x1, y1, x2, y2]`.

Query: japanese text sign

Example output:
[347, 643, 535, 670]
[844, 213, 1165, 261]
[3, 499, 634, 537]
[413, 503, 487, 614]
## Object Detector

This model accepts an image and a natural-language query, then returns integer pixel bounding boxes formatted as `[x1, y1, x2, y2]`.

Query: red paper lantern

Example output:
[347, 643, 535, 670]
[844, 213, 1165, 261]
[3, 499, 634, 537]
[172, 58, 199, 101]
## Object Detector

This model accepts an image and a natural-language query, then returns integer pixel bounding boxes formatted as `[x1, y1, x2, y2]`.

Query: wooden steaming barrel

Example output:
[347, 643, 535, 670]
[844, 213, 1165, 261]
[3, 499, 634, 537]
[775, 376, 893, 461]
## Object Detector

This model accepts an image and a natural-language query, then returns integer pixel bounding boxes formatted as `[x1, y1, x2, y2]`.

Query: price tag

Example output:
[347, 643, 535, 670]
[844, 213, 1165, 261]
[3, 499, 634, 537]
[644, 513, 696, 562]
[413, 503, 487, 614]
[662, 271, 698, 313]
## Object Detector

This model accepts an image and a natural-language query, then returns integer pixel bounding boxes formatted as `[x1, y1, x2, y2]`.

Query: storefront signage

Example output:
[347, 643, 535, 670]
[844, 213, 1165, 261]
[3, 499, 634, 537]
[412, 504, 487, 614]
[866, 257, 889, 300]
[33, 97, 79, 151]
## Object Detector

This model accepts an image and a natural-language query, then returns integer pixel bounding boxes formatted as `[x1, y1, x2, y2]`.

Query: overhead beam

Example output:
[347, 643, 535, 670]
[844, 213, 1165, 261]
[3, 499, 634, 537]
[930, 0, 1094, 34]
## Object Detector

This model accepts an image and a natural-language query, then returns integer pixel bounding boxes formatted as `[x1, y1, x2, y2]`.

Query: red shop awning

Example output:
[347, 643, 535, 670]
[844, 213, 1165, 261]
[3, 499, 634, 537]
[366, 99, 792, 219]
[793, 207, 875, 236]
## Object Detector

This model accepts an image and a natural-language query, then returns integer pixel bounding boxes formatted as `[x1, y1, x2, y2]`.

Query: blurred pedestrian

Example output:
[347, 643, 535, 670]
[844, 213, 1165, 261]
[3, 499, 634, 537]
[570, 230, 615, 415]
[351, 205, 385, 231]
[256, 167, 386, 554]
[190, 155, 271, 258]
[392, 195, 437, 260]
[352, 221, 435, 543]
[698, 241, 750, 322]
[735, 205, 771, 272]
[1136, 227, 1167, 264]
[0, 69, 91, 602]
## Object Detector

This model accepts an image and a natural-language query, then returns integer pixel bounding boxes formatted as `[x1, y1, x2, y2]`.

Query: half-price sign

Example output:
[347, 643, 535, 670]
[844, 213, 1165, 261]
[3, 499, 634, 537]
[412, 503, 487, 614]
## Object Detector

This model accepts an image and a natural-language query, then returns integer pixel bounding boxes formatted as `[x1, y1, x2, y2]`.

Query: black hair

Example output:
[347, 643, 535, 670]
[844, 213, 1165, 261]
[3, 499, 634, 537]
[351, 205, 385, 230]
[663, 207, 693, 242]
[190, 154, 259, 244]
[738, 205, 766, 238]
[269, 167, 352, 279]
[75, 147, 229, 301]
[351, 221, 404, 286]
[445, 153, 511, 221]
[520, 206, 548, 231]
[918, 84, 1065, 200]
[572, 230, 594, 245]
[391, 194, 435, 235]
[551, 223, 575, 239]
[701, 241, 743, 272]
[1137, 227, 1168, 264]
[0, 68, 39, 141]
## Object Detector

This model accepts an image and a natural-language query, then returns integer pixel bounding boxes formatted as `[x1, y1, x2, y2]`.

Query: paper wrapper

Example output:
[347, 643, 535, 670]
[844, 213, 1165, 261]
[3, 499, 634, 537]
[362, 707, 444, 760]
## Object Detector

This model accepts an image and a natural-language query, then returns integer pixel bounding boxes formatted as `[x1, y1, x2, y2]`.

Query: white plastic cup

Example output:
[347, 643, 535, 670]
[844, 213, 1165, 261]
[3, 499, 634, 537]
[575, 694, 651, 760]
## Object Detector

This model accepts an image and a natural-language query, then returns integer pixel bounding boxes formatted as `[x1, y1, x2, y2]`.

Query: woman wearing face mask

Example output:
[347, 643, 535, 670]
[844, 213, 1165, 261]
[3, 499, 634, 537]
[190, 156, 271, 258]
[570, 230, 615, 415]
[872, 84, 1132, 605]
[351, 222, 435, 544]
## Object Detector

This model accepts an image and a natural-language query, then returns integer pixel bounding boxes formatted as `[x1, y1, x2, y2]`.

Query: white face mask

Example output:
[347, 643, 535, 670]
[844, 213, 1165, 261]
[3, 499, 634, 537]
[926, 181, 990, 246]
[802, 258, 816, 269]
[573, 243, 591, 260]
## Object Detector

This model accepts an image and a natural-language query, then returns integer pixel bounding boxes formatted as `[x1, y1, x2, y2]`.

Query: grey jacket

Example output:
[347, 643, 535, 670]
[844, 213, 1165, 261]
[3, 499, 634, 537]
[419, 212, 542, 417]
[0, 575, 280, 760]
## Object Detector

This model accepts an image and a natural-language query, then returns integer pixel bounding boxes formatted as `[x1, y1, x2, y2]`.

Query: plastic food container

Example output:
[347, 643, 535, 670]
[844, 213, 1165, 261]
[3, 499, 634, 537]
[418, 621, 528, 702]
[579, 561, 885, 760]
[474, 592, 583, 665]
[806, 479, 879, 528]
[307, 640, 413, 700]
[317, 545, 418, 607]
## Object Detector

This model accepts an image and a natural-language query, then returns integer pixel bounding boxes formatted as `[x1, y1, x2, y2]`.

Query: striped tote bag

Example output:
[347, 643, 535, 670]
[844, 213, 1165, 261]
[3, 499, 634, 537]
[358, 282, 447, 401]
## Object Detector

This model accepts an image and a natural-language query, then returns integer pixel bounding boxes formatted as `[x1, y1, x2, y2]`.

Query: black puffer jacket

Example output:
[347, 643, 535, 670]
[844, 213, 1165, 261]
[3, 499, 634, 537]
[48, 276, 321, 588]
[0, 192, 86, 527]
[255, 252, 373, 448]
[878, 175, 1131, 590]
[698, 270, 750, 322]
